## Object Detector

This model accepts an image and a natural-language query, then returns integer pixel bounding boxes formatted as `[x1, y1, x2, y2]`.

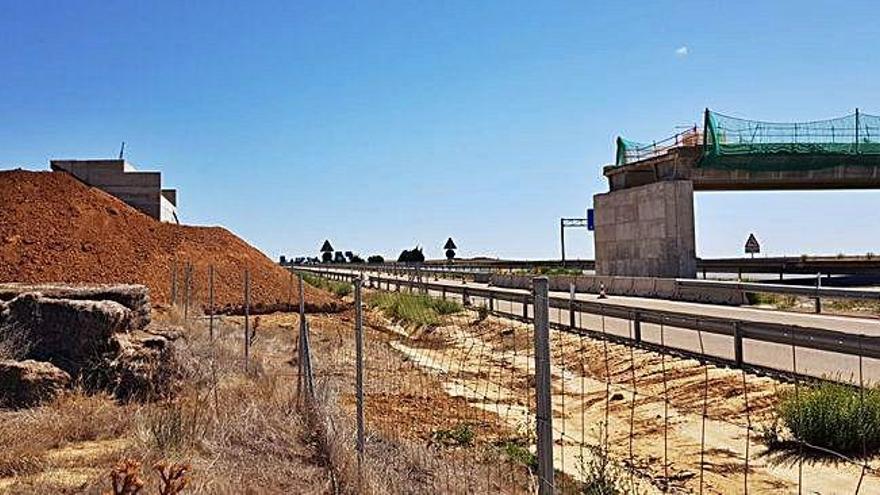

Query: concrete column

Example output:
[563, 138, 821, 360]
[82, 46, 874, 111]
[593, 180, 697, 278]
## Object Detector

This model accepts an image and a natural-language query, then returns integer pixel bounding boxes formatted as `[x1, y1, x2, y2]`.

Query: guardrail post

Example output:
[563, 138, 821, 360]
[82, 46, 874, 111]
[633, 311, 642, 343]
[532, 277, 555, 495]
[489, 293, 494, 312]
[815, 272, 822, 314]
[569, 283, 576, 329]
[522, 295, 529, 320]
[462, 287, 470, 307]
[441, 286, 446, 300]
[733, 321, 743, 367]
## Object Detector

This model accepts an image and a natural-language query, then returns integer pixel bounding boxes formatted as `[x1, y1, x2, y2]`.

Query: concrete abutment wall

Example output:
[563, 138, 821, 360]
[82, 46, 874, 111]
[593, 180, 697, 278]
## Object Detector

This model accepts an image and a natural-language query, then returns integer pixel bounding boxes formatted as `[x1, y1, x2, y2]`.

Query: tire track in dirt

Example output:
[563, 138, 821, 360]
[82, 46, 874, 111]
[386, 313, 880, 494]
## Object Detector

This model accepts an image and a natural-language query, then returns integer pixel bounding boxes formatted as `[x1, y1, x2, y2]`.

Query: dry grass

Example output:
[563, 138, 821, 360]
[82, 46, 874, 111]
[0, 390, 135, 489]
[303, 309, 537, 495]
[0, 313, 332, 494]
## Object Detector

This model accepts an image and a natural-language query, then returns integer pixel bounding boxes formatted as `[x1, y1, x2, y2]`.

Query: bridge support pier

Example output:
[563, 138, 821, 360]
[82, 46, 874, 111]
[594, 180, 697, 278]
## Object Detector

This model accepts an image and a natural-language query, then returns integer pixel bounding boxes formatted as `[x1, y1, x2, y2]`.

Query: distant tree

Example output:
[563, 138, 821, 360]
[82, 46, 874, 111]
[279, 255, 287, 265]
[350, 254, 365, 264]
[322, 252, 332, 263]
[334, 251, 346, 263]
[367, 255, 385, 264]
[397, 246, 425, 263]
[344, 251, 354, 262]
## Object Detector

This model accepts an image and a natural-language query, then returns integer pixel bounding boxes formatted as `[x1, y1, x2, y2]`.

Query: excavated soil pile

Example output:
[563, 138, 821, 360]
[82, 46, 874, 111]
[0, 170, 340, 312]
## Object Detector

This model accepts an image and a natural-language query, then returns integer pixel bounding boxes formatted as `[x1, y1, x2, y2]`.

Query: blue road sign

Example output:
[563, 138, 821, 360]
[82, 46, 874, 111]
[587, 208, 594, 231]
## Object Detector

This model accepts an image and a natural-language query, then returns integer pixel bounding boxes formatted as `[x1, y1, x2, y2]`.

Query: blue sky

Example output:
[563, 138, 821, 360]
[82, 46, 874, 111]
[2, 1, 878, 260]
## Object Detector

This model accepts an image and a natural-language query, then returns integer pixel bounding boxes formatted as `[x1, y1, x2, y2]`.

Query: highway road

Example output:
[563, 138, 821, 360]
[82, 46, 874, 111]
[304, 267, 880, 383]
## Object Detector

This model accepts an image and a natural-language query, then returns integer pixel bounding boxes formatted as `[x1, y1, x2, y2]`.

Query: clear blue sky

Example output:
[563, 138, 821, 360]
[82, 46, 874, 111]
[2, 1, 878, 261]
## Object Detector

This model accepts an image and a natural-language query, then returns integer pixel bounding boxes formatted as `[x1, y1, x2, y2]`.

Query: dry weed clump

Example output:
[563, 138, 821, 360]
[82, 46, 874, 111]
[121, 319, 331, 493]
[103, 458, 191, 495]
[138, 393, 212, 455]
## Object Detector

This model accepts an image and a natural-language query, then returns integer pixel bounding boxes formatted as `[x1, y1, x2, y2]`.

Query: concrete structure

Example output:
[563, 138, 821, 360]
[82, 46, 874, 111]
[595, 145, 880, 278]
[50, 159, 178, 223]
[594, 180, 696, 278]
[605, 146, 880, 192]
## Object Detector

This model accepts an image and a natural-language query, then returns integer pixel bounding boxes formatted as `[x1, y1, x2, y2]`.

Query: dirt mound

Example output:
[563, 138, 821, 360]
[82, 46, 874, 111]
[0, 170, 338, 312]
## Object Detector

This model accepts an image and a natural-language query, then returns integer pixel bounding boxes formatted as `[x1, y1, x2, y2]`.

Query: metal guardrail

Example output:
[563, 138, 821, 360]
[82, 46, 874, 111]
[299, 263, 880, 308]
[678, 279, 880, 301]
[296, 267, 880, 363]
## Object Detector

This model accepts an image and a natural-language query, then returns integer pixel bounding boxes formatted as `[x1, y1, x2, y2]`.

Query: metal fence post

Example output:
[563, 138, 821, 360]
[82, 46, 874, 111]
[569, 283, 576, 329]
[287, 270, 293, 312]
[244, 269, 250, 371]
[297, 273, 315, 402]
[522, 295, 529, 320]
[184, 262, 191, 323]
[815, 272, 822, 314]
[533, 277, 555, 495]
[171, 261, 178, 306]
[209, 265, 215, 340]
[354, 278, 365, 486]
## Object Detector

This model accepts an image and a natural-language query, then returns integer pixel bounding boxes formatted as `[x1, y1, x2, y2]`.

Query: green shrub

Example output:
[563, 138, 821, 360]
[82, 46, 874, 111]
[301, 273, 352, 298]
[499, 440, 537, 470]
[431, 423, 475, 447]
[745, 292, 797, 309]
[579, 451, 626, 495]
[431, 297, 462, 316]
[776, 382, 880, 455]
[366, 292, 461, 326]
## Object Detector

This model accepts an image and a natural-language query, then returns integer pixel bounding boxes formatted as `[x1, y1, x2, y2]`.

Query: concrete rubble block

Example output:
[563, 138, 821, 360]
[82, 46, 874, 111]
[0, 359, 71, 408]
[0, 283, 150, 330]
[101, 329, 181, 401]
[4, 293, 132, 374]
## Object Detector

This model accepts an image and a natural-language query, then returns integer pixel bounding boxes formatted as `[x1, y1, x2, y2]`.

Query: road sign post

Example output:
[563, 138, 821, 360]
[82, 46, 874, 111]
[744, 233, 760, 259]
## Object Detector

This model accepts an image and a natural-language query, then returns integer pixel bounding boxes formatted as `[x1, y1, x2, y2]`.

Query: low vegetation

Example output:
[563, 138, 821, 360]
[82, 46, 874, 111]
[745, 291, 798, 309]
[497, 439, 537, 470]
[366, 291, 462, 326]
[431, 423, 475, 447]
[301, 272, 352, 298]
[773, 381, 880, 456]
[578, 450, 626, 495]
[531, 266, 584, 276]
[0, 313, 331, 493]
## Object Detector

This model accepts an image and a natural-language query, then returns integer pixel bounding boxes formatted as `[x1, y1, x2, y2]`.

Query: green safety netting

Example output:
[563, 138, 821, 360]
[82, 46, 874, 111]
[615, 127, 701, 167]
[614, 110, 880, 171]
[703, 110, 880, 170]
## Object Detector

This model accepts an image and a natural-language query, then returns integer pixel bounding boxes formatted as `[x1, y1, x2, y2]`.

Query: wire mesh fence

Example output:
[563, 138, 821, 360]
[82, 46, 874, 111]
[162, 261, 880, 493]
[294, 268, 880, 494]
